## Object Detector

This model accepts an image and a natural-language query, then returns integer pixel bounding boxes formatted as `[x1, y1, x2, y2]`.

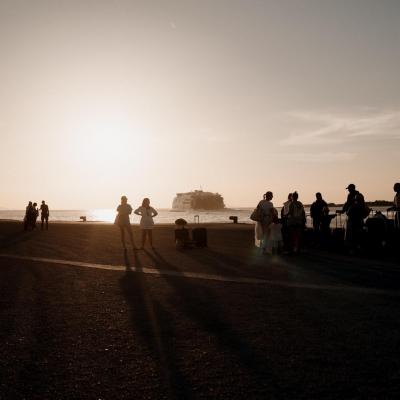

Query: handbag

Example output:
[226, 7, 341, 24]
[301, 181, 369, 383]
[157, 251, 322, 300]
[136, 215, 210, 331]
[250, 205, 263, 222]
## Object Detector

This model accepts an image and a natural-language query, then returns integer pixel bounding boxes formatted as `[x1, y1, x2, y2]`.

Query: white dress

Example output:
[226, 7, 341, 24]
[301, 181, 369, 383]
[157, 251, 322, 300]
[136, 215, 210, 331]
[134, 206, 158, 229]
[254, 200, 274, 249]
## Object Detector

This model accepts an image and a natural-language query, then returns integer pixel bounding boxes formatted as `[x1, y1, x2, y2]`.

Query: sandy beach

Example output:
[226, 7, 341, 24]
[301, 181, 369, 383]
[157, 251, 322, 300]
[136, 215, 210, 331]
[1, 220, 400, 399]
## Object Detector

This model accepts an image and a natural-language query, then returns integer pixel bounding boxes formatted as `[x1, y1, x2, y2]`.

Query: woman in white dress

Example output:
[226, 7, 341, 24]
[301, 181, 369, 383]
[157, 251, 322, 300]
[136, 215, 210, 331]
[270, 208, 283, 254]
[134, 198, 158, 249]
[255, 191, 274, 254]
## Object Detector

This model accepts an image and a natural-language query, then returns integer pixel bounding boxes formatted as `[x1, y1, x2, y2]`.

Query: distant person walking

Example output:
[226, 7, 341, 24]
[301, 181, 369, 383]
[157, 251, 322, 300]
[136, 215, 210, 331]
[387, 182, 400, 230]
[254, 191, 274, 254]
[287, 192, 306, 254]
[27, 202, 39, 230]
[115, 196, 136, 250]
[24, 201, 33, 231]
[40, 200, 50, 230]
[134, 198, 158, 249]
[340, 184, 366, 252]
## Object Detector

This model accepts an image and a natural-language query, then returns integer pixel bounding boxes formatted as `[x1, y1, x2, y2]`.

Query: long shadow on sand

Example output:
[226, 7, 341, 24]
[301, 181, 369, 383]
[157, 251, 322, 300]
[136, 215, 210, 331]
[0, 229, 32, 250]
[144, 249, 284, 399]
[182, 246, 272, 279]
[285, 251, 400, 291]
[182, 247, 253, 276]
[119, 250, 194, 399]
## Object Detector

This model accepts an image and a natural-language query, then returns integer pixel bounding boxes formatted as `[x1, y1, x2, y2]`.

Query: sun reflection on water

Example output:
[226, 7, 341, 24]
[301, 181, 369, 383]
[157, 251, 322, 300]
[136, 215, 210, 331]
[87, 209, 116, 223]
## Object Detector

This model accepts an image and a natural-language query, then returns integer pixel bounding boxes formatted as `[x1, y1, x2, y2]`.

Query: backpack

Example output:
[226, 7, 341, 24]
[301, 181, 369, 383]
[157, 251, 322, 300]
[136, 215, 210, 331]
[250, 205, 264, 222]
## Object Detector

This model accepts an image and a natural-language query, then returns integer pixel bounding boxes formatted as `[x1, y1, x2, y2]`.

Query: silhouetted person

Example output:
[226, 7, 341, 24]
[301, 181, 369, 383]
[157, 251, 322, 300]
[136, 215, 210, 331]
[255, 191, 274, 254]
[341, 184, 365, 252]
[40, 200, 49, 230]
[310, 192, 329, 244]
[281, 193, 293, 220]
[115, 196, 136, 250]
[30, 202, 39, 230]
[387, 182, 400, 230]
[24, 201, 33, 231]
[287, 191, 306, 254]
[281, 193, 292, 251]
[134, 198, 158, 249]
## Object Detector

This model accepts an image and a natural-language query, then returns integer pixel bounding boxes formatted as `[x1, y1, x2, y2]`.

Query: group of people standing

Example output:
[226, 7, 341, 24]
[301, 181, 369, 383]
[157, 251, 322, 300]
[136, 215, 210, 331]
[24, 201, 50, 231]
[115, 196, 158, 250]
[255, 191, 308, 255]
[254, 182, 400, 255]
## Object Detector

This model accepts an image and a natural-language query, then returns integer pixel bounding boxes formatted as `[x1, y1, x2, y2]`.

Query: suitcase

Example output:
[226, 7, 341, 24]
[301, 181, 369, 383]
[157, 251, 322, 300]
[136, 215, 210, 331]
[175, 228, 190, 248]
[365, 217, 387, 252]
[331, 227, 345, 250]
[192, 227, 208, 247]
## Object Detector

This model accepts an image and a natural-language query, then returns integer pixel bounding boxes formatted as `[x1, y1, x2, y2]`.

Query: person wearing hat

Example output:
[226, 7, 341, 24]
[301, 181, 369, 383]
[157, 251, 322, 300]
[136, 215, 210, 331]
[341, 184, 365, 252]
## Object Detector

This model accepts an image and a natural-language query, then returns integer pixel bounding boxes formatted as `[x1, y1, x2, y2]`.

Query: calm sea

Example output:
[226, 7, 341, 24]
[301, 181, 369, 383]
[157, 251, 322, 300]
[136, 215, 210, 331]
[0, 206, 392, 227]
[0, 208, 253, 224]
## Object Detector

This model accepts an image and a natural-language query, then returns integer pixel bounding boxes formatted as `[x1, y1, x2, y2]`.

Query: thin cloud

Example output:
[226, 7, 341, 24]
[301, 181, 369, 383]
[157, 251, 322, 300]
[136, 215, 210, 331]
[288, 152, 357, 163]
[281, 110, 400, 146]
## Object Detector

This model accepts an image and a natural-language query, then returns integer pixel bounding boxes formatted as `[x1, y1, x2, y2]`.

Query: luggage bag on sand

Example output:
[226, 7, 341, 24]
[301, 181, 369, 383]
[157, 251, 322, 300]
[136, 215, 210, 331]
[365, 217, 387, 252]
[192, 227, 208, 247]
[175, 228, 190, 249]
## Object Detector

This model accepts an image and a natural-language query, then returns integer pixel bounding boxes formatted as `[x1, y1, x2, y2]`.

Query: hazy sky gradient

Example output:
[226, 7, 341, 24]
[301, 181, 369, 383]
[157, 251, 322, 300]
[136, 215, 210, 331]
[1, 0, 399, 209]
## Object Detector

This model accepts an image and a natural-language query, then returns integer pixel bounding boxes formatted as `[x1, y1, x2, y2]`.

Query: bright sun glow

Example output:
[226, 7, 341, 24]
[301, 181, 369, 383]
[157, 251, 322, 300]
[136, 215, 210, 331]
[68, 106, 148, 169]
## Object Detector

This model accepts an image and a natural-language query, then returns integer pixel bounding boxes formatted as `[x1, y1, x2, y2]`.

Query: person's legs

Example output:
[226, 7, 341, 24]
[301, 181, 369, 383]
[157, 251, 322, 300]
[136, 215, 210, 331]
[148, 230, 153, 247]
[264, 225, 272, 254]
[119, 227, 127, 249]
[141, 230, 146, 248]
[353, 219, 364, 250]
[41, 216, 45, 230]
[292, 228, 298, 253]
[313, 219, 321, 246]
[127, 226, 136, 249]
[45, 216, 49, 230]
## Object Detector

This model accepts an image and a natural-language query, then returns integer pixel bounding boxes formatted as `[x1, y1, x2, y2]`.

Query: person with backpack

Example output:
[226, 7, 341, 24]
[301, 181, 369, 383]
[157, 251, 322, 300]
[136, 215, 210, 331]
[253, 191, 274, 254]
[287, 191, 306, 254]
[340, 184, 367, 253]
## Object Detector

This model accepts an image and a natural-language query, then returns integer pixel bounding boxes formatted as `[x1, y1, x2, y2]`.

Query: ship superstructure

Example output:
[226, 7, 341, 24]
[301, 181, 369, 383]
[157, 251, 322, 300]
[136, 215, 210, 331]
[172, 190, 225, 210]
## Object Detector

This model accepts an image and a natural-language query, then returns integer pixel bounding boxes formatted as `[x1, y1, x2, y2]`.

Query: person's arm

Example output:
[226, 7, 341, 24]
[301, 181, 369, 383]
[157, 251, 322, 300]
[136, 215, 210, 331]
[151, 207, 158, 217]
[134, 207, 141, 215]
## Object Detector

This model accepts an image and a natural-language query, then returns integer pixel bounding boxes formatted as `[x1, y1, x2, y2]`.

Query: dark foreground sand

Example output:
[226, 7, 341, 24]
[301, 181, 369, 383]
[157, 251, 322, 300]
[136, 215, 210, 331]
[1, 221, 400, 399]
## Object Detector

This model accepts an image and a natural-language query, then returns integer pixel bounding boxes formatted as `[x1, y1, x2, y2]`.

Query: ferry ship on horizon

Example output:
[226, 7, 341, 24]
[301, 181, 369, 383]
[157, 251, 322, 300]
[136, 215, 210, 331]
[172, 190, 225, 210]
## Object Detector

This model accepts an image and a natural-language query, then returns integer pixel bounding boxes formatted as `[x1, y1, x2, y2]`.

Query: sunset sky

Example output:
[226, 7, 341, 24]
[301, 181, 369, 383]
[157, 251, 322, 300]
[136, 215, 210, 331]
[1, 0, 399, 209]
